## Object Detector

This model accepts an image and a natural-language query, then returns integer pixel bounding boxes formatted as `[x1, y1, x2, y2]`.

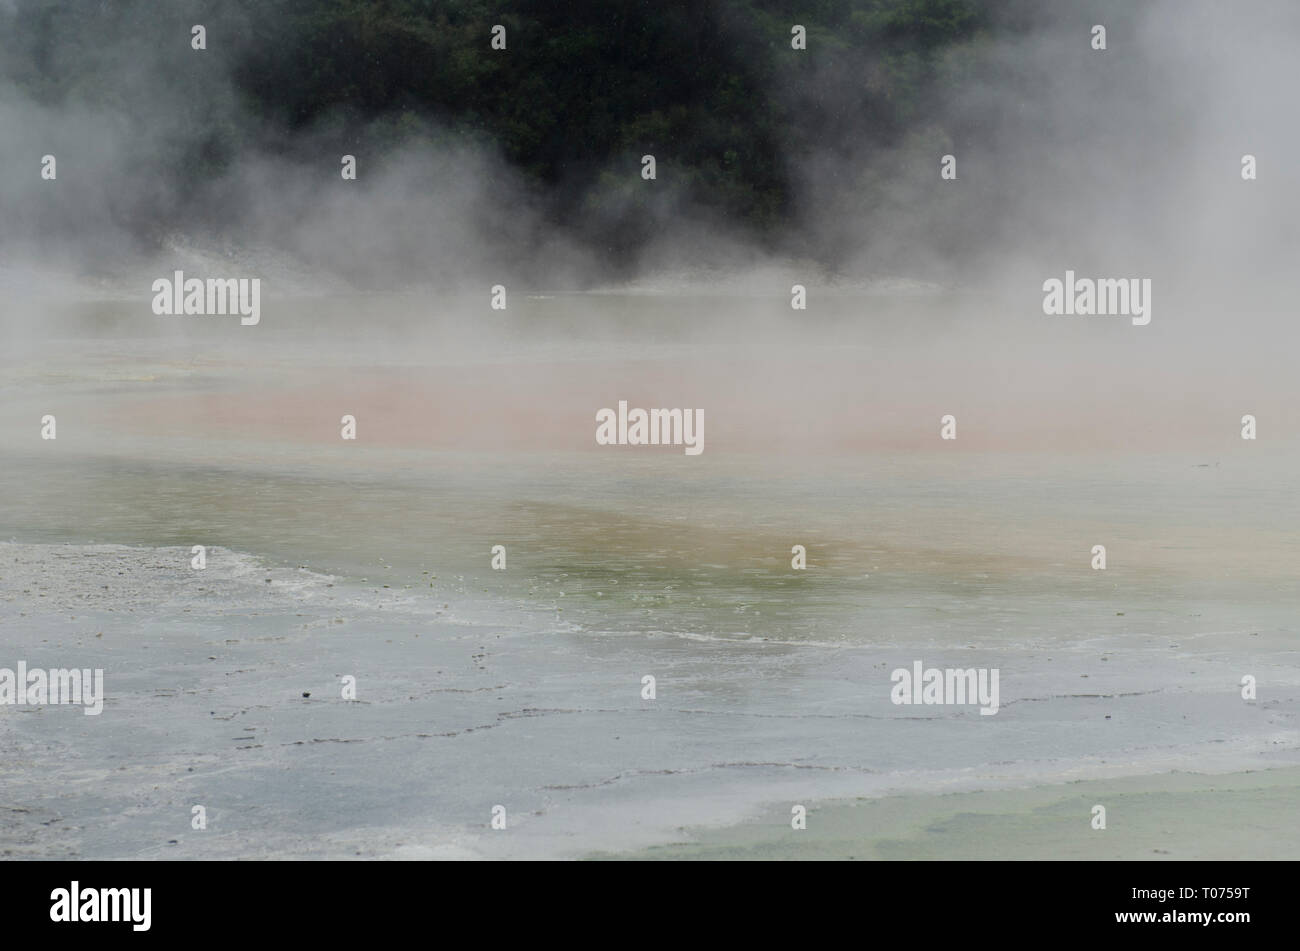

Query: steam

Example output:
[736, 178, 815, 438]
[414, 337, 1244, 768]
[2, 0, 1297, 452]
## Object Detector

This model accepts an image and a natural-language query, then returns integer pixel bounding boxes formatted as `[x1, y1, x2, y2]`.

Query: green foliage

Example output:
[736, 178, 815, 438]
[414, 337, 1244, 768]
[0, 0, 1022, 262]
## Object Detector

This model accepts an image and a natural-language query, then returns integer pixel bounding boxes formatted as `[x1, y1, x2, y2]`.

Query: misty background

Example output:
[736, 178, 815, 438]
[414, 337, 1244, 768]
[2, 0, 1299, 451]
[2, 1, 1300, 862]
[0, 0, 1293, 288]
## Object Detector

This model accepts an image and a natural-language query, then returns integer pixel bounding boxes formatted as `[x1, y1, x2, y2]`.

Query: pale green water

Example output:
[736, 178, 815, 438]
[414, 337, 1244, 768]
[4, 444, 1300, 645]
[2, 293, 1298, 858]
[4, 293, 1300, 645]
